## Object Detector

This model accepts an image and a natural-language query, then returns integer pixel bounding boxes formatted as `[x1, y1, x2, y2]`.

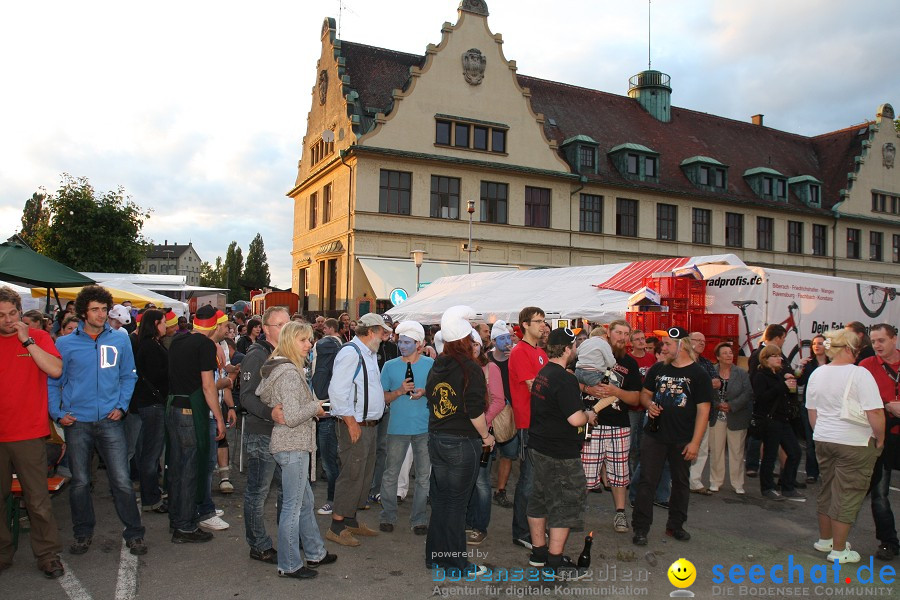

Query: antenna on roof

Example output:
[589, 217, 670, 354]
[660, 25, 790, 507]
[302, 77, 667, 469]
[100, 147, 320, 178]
[648, 0, 652, 70]
[337, 0, 343, 39]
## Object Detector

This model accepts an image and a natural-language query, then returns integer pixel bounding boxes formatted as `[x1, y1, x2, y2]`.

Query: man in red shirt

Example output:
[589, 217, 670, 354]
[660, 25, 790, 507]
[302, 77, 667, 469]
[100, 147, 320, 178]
[0, 287, 64, 578]
[860, 323, 900, 562]
[508, 306, 549, 549]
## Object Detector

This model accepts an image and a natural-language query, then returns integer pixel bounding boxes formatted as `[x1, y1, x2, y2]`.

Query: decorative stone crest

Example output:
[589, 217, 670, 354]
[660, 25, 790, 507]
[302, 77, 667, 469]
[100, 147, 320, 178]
[318, 70, 328, 105]
[885, 142, 896, 169]
[462, 49, 486, 85]
[459, 0, 489, 16]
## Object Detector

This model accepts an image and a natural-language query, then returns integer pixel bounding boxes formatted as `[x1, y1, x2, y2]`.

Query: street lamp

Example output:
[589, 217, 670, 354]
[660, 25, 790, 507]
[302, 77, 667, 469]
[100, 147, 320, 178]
[466, 199, 476, 274]
[410, 249, 427, 291]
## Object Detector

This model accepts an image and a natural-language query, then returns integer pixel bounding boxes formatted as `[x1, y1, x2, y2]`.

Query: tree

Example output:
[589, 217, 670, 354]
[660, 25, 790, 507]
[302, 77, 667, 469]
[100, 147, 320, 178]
[242, 233, 271, 290]
[200, 256, 225, 288]
[223, 241, 244, 304]
[19, 191, 50, 250]
[34, 174, 151, 272]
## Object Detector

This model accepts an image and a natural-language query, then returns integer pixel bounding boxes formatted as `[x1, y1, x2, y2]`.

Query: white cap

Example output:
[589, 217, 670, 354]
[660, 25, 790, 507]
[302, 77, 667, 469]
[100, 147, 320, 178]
[440, 305, 475, 342]
[490, 320, 512, 340]
[471, 329, 483, 346]
[108, 304, 132, 325]
[433, 331, 444, 354]
[395, 320, 425, 343]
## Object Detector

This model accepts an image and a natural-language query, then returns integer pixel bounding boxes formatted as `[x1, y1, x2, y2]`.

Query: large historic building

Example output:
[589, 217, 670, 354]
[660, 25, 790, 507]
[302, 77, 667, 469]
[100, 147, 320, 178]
[289, 0, 899, 317]
[142, 241, 202, 286]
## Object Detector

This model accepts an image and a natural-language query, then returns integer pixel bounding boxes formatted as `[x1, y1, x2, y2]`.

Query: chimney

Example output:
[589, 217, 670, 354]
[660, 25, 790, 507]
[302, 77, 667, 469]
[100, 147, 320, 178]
[751, 114, 764, 126]
[164, 239, 168, 246]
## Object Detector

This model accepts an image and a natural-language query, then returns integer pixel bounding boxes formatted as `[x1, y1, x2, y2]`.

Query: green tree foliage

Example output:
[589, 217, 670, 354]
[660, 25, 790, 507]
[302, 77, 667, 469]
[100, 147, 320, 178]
[200, 256, 225, 288]
[19, 191, 50, 250]
[223, 241, 244, 304]
[36, 174, 151, 272]
[242, 233, 271, 291]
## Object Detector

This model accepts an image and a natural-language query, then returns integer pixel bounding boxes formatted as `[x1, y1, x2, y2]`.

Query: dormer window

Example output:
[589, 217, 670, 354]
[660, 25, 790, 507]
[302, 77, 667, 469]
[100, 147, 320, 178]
[788, 175, 824, 207]
[434, 114, 508, 154]
[744, 167, 787, 201]
[560, 135, 600, 175]
[609, 143, 659, 182]
[681, 156, 728, 191]
[579, 147, 595, 170]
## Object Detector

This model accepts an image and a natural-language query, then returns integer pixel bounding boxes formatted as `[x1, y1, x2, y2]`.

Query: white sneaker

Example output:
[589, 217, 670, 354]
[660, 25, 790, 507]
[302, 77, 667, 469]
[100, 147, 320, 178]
[215, 509, 224, 517]
[199, 515, 229, 531]
[735, 489, 745, 495]
[317, 503, 333, 515]
[613, 511, 629, 533]
[814, 538, 834, 552]
[826, 547, 860, 564]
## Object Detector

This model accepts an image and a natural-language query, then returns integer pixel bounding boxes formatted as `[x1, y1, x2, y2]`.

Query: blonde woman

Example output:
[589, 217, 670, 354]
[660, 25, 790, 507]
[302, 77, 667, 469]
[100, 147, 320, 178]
[256, 322, 335, 579]
[806, 328, 885, 564]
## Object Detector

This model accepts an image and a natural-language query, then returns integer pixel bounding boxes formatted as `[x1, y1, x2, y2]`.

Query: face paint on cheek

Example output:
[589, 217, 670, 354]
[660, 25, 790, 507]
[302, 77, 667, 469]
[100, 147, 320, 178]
[398, 339, 417, 357]
[495, 335, 513, 352]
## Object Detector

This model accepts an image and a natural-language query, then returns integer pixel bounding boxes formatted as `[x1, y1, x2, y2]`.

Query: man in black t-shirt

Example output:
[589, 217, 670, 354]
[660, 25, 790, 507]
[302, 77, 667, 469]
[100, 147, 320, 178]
[527, 328, 597, 581]
[579, 320, 642, 534]
[632, 327, 711, 547]
[166, 305, 228, 544]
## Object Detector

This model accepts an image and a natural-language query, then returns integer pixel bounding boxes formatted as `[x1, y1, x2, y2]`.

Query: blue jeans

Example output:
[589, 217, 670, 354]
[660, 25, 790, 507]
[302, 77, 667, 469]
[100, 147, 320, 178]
[274, 451, 326, 573]
[194, 419, 217, 522]
[426, 433, 481, 573]
[380, 433, 430, 527]
[511, 430, 534, 540]
[125, 411, 143, 474]
[466, 447, 493, 533]
[317, 419, 339, 502]
[166, 407, 201, 532]
[369, 411, 390, 496]
[243, 432, 282, 551]
[871, 454, 897, 547]
[66, 419, 145, 541]
[760, 420, 801, 493]
[135, 405, 165, 507]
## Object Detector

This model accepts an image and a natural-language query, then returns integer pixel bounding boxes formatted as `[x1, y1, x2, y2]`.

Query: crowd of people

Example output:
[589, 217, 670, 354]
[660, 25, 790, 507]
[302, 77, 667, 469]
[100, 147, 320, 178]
[0, 283, 897, 583]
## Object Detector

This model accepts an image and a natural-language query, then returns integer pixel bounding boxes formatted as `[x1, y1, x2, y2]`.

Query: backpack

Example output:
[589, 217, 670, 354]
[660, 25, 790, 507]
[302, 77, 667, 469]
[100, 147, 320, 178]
[311, 336, 343, 400]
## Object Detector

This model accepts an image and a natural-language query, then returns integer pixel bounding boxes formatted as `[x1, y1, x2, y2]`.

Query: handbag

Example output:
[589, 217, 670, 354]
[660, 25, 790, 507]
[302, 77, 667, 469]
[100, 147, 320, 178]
[491, 403, 516, 443]
[748, 412, 770, 440]
[839, 368, 869, 427]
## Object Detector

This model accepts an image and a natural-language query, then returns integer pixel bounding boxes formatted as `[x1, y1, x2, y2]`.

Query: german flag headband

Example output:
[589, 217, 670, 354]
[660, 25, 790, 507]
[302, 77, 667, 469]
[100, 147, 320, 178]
[193, 310, 227, 331]
[164, 310, 178, 327]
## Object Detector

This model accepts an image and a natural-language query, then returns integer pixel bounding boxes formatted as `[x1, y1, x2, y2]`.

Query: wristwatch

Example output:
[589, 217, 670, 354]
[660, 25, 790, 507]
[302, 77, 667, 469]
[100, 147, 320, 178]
[22, 337, 35, 348]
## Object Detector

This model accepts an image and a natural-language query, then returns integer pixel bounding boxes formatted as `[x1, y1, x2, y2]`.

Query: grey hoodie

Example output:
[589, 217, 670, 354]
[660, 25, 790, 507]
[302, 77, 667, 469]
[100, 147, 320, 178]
[255, 357, 319, 455]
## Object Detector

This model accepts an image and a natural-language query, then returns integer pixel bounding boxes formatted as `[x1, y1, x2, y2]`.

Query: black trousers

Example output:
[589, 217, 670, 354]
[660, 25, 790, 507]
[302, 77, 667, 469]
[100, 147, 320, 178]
[631, 433, 691, 534]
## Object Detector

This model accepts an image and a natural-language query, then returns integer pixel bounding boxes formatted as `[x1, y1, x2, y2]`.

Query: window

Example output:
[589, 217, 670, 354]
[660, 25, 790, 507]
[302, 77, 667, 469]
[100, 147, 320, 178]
[757, 217, 774, 251]
[149, 264, 157, 273]
[579, 194, 603, 233]
[579, 146, 595, 170]
[812, 224, 827, 256]
[378, 170, 411, 215]
[318, 261, 325, 310]
[435, 120, 451, 145]
[627, 154, 639, 175]
[715, 169, 725, 188]
[725, 213, 743, 248]
[656, 204, 677, 241]
[454, 123, 469, 148]
[524, 187, 551, 228]
[430, 175, 460, 219]
[871, 231, 884, 262]
[309, 192, 318, 229]
[616, 198, 638, 237]
[310, 135, 334, 166]
[692, 208, 711, 245]
[847, 228, 861, 259]
[327, 258, 338, 311]
[893, 235, 900, 263]
[435, 116, 507, 153]
[809, 185, 820, 206]
[322, 184, 332, 223]
[644, 156, 656, 178]
[763, 177, 773, 196]
[777, 179, 787, 200]
[480, 181, 508, 224]
[788, 221, 803, 254]
[699, 166, 709, 185]
[872, 193, 886, 212]
[894, 197, 900, 215]
[299, 268, 309, 313]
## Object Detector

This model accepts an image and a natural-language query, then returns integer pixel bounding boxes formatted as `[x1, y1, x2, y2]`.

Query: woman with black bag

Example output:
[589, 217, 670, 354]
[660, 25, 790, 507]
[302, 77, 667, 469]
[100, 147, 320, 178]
[132, 309, 169, 513]
[751, 344, 803, 502]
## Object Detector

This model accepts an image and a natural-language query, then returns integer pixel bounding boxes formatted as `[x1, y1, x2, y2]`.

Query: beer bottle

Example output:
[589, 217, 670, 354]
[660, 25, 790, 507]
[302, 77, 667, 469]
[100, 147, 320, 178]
[480, 443, 492, 468]
[577, 532, 593, 569]
[646, 400, 661, 433]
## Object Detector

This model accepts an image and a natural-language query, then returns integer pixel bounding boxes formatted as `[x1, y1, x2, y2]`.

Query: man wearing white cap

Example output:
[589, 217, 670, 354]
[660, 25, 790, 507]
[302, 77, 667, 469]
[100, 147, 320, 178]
[326, 313, 388, 546]
[488, 320, 518, 509]
[378, 320, 434, 535]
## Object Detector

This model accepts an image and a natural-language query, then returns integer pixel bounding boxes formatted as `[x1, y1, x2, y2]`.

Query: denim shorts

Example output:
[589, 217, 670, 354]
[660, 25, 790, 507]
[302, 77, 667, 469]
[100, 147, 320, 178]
[497, 431, 520, 459]
[528, 449, 586, 530]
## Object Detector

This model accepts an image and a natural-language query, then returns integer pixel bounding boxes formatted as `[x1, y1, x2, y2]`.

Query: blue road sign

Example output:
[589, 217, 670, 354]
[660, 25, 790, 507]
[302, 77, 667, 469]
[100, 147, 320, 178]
[390, 288, 408, 305]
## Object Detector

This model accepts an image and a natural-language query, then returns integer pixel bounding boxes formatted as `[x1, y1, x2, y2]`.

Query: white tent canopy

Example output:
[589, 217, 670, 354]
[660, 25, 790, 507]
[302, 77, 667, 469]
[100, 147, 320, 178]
[386, 254, 745, 324]
[98, 279, 189, 316]
[358, 256, 519, 299]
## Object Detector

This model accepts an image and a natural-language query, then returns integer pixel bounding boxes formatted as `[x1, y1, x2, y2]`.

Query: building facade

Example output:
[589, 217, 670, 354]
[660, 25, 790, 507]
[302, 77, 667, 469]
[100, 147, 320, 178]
[142, 242, 202, 286]
[289, 0, 900, 318]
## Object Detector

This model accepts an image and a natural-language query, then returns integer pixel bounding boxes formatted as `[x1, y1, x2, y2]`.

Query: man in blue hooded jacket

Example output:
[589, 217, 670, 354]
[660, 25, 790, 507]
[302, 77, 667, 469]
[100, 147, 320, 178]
[48, 285, 147, 556]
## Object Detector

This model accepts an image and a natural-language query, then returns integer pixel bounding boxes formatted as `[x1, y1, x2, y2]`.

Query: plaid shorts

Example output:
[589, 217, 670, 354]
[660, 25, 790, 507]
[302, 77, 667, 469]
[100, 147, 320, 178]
[581, 425, 631, 488]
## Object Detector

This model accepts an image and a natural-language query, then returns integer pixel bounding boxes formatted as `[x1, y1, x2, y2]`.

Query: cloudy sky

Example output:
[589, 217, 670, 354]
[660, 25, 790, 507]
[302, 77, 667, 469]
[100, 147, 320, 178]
[2, 0, 897, 287]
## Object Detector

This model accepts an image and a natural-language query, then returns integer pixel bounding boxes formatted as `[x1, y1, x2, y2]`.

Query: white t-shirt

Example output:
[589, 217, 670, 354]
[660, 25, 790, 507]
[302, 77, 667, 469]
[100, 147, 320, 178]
[807, 364, 882, 446]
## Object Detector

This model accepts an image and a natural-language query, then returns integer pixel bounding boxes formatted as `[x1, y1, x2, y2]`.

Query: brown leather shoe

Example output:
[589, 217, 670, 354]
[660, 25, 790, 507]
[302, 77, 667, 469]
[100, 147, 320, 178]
[345, 522, 379, 537]
[325, 528, 360, 547]
[40, 557, 64, 579]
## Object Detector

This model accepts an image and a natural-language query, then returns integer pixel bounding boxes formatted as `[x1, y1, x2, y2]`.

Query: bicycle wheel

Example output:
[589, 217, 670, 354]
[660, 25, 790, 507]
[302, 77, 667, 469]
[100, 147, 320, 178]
[857, 284, 888, 318]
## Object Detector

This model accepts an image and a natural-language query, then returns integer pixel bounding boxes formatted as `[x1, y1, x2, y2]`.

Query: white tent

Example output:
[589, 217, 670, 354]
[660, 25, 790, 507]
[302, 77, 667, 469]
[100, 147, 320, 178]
[386, 254, 745, 324]
[98, 279, 189, 316]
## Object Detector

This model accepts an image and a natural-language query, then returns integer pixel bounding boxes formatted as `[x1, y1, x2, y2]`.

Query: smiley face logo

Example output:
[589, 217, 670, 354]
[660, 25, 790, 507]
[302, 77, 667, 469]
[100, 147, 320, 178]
[668, 558, 696, 589]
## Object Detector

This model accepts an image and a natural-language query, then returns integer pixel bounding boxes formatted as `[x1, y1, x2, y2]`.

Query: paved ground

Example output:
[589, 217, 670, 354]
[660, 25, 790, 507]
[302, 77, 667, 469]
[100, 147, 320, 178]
[4, 440, 899, 600]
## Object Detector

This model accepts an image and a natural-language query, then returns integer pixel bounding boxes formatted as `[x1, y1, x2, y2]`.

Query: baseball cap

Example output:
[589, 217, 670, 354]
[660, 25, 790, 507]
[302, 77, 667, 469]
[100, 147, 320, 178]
[381, 314, 394, 328]
[357, 313, 385, 328]
[653, 326, 690, 340]
[548, 327, 576, 346]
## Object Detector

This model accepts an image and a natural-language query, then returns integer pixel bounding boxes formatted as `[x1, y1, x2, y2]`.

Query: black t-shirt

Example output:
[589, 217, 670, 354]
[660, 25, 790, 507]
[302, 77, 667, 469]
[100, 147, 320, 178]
[168, 332, 218, 395]
[488, 352, 512, 403]
[642, 361, 713, 445]
[529, 362, 586, 459]
[591, 353, 643, 427]
[426, 356, 486, 437]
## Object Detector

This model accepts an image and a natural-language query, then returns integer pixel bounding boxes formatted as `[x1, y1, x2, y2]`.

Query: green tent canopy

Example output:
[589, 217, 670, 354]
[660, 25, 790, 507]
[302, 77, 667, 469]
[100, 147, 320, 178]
[0, 241, 94, 287]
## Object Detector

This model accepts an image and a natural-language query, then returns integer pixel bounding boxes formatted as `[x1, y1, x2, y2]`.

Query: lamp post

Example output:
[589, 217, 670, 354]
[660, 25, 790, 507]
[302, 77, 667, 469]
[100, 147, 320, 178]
[410, 249, 427, 291]
[466, 199, 475, 274]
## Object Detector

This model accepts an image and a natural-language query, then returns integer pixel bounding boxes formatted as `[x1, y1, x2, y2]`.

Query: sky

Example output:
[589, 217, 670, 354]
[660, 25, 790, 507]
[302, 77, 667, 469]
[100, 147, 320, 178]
[2, 0, 898, 288]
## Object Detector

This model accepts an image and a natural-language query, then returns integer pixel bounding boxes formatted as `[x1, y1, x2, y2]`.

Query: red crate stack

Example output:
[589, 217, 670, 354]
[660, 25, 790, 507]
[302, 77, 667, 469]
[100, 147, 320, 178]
[667, 310, 690, 330]
[689, 313, 739, 338]
[625, 311, 670, 333]
[643, 276, 707, 311]
[700, 336, 740, 361]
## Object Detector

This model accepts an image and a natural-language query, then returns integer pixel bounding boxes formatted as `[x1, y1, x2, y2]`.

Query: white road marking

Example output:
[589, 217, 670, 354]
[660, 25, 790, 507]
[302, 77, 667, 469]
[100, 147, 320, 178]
[58, 559, 94, 600]
[114, 540, 138, 600]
